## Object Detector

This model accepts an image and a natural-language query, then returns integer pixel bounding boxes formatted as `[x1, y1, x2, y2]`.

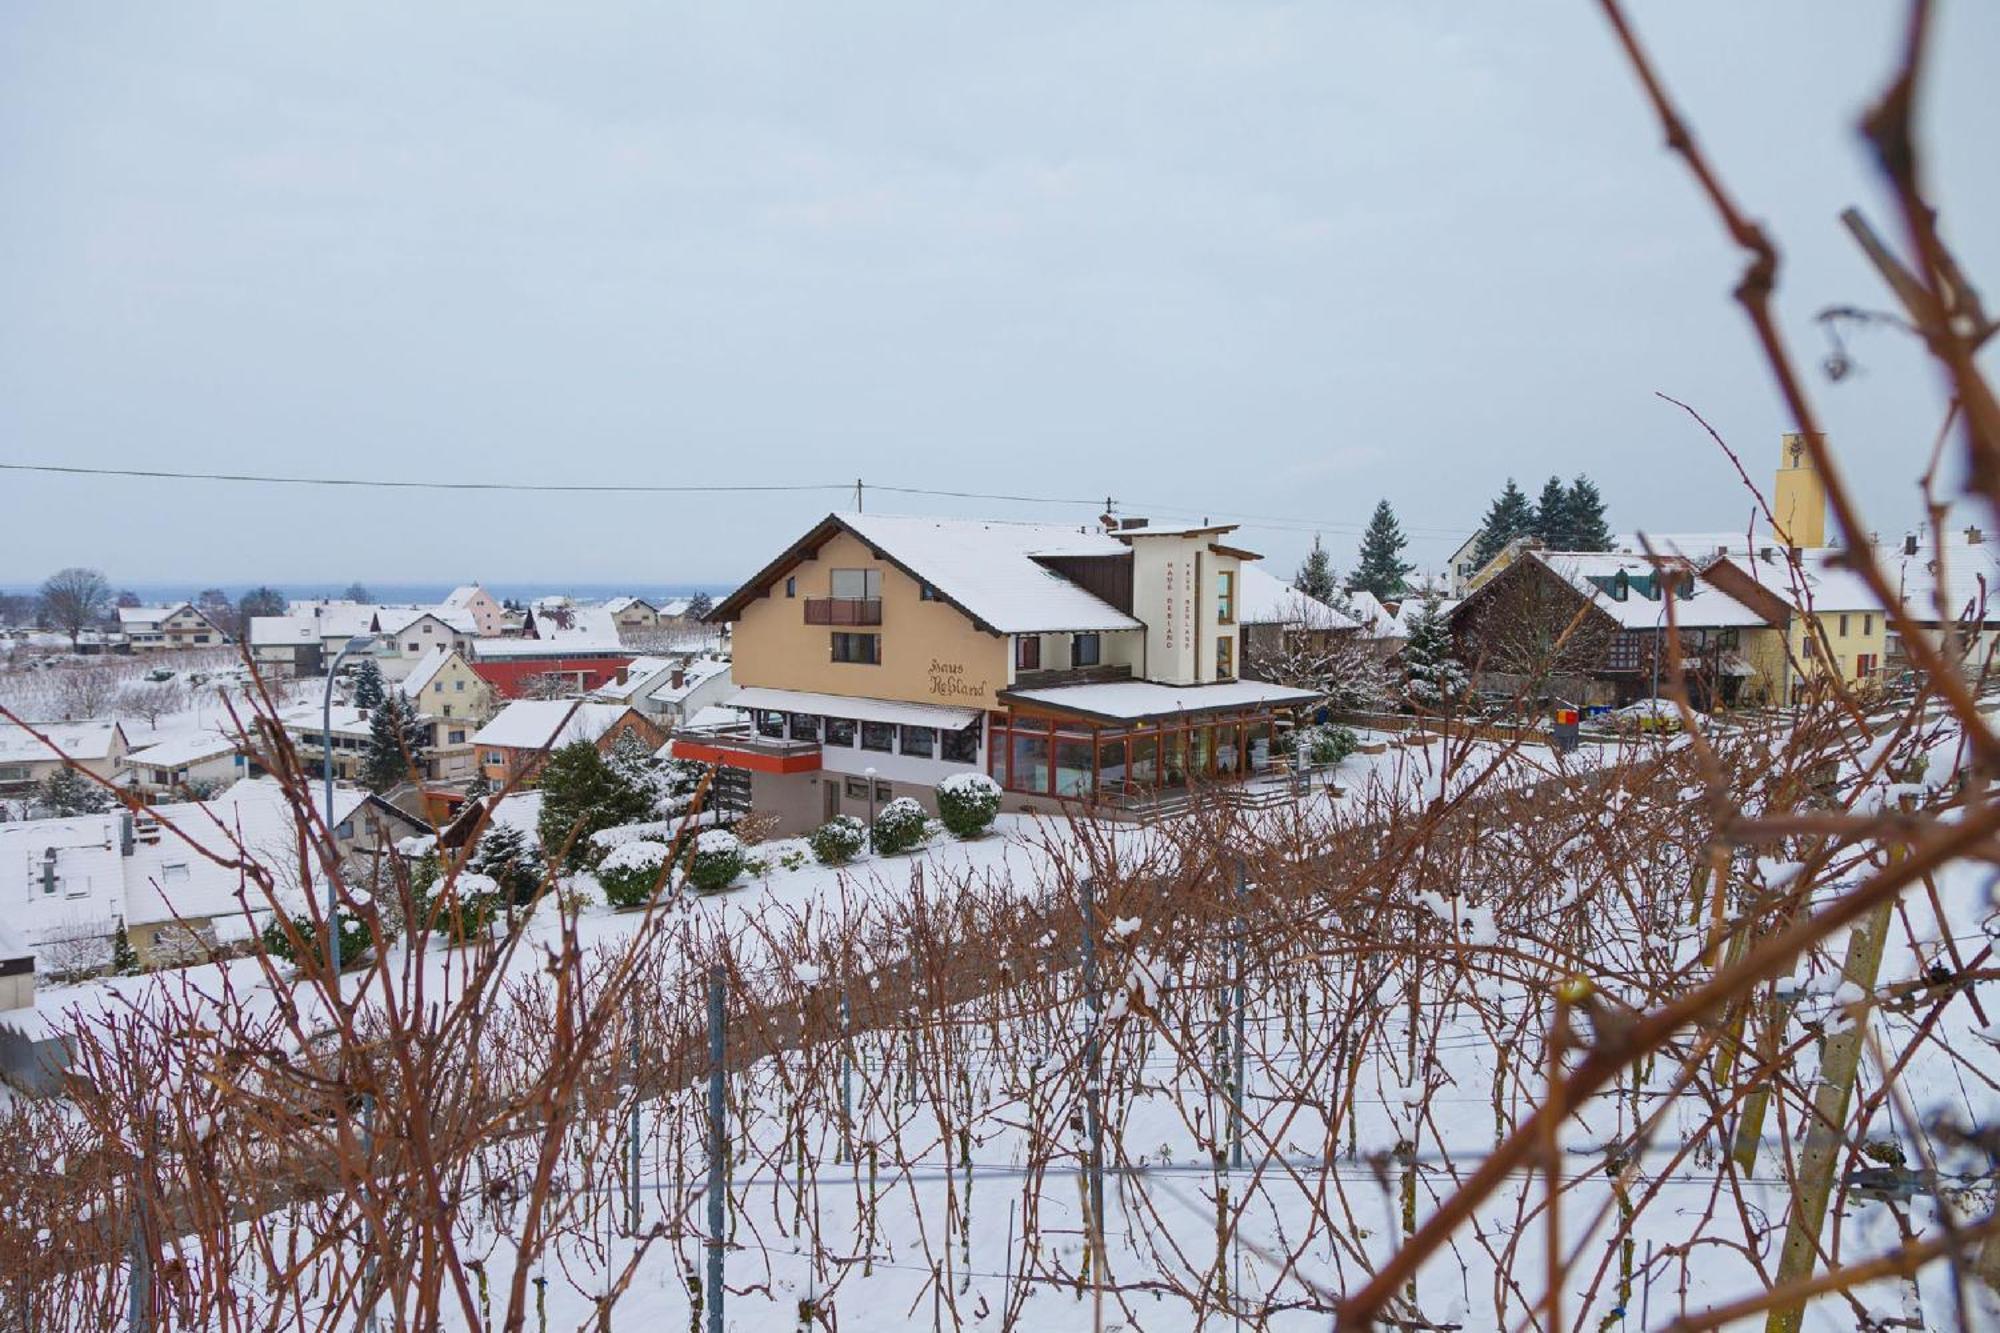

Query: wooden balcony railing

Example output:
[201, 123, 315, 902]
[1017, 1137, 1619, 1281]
[804, 597, 883, 626]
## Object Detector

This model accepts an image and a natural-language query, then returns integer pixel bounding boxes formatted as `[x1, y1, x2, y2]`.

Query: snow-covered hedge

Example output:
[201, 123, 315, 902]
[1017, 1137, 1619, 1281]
[597, 839, 675, 908]
[869, 797, 929, 856]
[1278, 723, 1358, 767]
[936, 772, 1001, 839]
[807, 815, 866, 866]
[686, 829, 746, 895]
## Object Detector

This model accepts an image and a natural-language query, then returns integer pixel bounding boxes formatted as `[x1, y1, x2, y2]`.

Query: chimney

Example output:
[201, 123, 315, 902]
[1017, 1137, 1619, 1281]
[1904, 534, 1919, 556]
[120, 813, 134, 857]
[671, 668, 686, 690]
[1967, 526, 1984, 545]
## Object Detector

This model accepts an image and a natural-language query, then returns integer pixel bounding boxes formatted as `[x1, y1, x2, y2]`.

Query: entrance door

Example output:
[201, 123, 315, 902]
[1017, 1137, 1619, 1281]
[823, 780, 840, 822]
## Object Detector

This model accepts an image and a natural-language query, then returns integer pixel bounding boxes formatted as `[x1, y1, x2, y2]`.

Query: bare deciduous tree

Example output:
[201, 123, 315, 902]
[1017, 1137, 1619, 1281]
[37, 567, 111, 650]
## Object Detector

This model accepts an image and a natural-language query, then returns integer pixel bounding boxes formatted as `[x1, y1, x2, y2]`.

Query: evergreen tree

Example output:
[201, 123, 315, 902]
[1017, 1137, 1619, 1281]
[1351, 500, 1415, 601]
[109, 921, 141, 975]
[684, 591, 715, 620]
[537, 741, 654, 868]
[1470, 479, 1537, 568]
[351, 657, 386, 710]
[1564, 475, 1612, 551]
[468, 823, 548, 906]
[1293, 536, 1339, 605]
[1402, 594, 1470, 711]
[1533, 475, 1573, 549]
[361, 693, 429, 793]
[38, 766, 112, 816]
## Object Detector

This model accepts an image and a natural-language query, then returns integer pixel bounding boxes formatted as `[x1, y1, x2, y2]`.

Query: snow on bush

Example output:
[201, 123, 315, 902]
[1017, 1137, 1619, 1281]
[807, 815, 866, 866]
[686, 829, 746, 895]
[936, 771, 1002, 839]
[868, 796, 929, 856]
[597, 839, 674, 909]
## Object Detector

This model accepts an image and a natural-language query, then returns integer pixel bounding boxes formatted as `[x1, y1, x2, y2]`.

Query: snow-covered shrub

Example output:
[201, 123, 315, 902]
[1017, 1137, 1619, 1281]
[597, 839, 674, 909]
[260, 909, 371, 968]
[686, 829, 746, 894]
[1276, 723, 1358, 766]
[432, 872, 509, 944]
[808, 815, 866, 866]
[936, 772, 1001, 839]
[869, 797, 929, 856]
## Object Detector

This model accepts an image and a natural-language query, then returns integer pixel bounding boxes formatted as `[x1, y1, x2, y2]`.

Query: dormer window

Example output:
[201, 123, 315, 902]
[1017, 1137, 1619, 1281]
[1016, 636, 1041, 671]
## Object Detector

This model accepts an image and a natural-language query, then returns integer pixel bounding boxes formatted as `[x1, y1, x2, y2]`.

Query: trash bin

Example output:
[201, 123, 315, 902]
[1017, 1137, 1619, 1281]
[1553, 707, 1579, 754]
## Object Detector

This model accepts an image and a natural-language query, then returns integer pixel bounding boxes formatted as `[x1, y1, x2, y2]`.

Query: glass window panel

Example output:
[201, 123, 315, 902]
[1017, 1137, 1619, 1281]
[1055, 737, 1093, 797]
[825, 718, 856, 747]
[861, 721, 895, 752]
[1097, 737, 1127, 789]
[787, 714, 820, 742]
[941, 722, 979, 764]
[1127, 733, 1157, 787]
[755, 711, 785, 738]
[1010, 732, 1049, 794]
[900, 726, 934, 759]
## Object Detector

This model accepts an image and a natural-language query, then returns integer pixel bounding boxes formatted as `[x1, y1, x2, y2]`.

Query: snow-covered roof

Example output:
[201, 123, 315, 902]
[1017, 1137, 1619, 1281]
[526, 604, 620, 642]
[398, 647, 456, 698]
[247, 613, 318, 647]
[1536, 552, 1772, 629]
[441, 585, 487, 610]
[1342, 590, 1399, 638]
[837, 513, 1143, 634]
[0, 720, 127, 764]
[602, 596, 655, 616]
[719, 686, 982, 732]
[599, 655, 733, 705]
[1387, 597, 1461, 636]
[469, 637, 628, 660]
[117, 604, 188, 627]
[376, 607, 477, 637]
[999, 678, 1320, 723]
[656, 597, 693, 618]
[1236, 565, 1358, 630]
[471, 701, 637, 751]
[274, 704, 375, 741]
[125, 729, 242, 769]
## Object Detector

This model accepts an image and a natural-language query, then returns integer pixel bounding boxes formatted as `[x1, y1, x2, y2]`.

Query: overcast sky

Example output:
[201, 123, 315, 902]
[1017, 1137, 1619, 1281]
[2, 1, 1994, 591]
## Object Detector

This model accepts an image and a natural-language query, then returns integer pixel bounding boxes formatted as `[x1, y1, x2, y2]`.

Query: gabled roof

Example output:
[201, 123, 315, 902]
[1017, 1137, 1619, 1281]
[399, 646, 458, 698]
[375, 607, 478, 637]
[125, 729, 243, 769]
[441, 584, 489, 610]
[602, 596, 656, 616]
[1532, 551, 1773, 629]
[117, 604, 189, 626]
[708, 512, 1143, 635]
[0, 720, 128, 764]
[1236, 565, 1358, 630]
[472, 701, 639, 750]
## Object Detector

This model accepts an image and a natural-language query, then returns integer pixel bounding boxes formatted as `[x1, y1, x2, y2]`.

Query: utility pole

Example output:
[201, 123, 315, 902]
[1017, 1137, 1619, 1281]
[706, 968, 726, 1333]
[854, 478, 864, 513]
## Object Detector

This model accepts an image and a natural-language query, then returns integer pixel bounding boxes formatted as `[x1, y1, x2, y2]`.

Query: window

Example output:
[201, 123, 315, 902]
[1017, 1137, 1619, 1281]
[900, 726, 934, 759]
[1016, 636, 1041, 671]
[1072, 633, 1101, 667]
[876, 780, 893, 801]
[755, 710, 786, 738]
[845, 777, 872, 800]
[484, 751, 503, 766]
[455, 678, 465, 691]
[434, 682, 445, 693]
[861, 720, 895, 752]
[919, 582, 940, 601]
[442, 705, 453, 718]
[1216, 635, 1235, 679]
[831, 633, 880, 664]
[941, 722, 980, 765]
[1217, 571, 1235, 624]
[407, 642, 420, 652]
[448, 729, 466, 744]
[825, 717, 857, 747]
[1838, 614, 1850, 637]
[1863, 614, 1874, 637]
[785, 576, 797, 598]
[788, 714, 821, 742]
[162, 863, 189, 884]
[830, 568, 882, 600]
[194, 634, 210, 644]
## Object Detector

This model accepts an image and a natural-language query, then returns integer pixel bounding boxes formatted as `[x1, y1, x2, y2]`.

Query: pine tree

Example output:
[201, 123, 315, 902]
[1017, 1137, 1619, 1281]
[1402, 594, 1469, 711]
[38, 766, 112, 817]
[1471, 479, 1537, 568]
[1352, 500, 1415, 601]
[351, 657, 386, 710]
[468, 823, 548, 906]
[1565, 475, 1612, 551]
[536, 741, 654, 868]
[1533, 475, 1573, 549]
[361, 693, 429, 793]
[1293, 536, 1339, 605]
[684, 591, 715, 620]
[109, 921, 141, 975]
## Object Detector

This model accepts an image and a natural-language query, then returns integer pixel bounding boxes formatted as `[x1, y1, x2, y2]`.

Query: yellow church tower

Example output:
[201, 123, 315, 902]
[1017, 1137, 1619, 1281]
[1772, 431, 1828, 549]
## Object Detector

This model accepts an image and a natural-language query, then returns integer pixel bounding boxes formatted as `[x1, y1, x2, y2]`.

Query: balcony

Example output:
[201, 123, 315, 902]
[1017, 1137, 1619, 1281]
[669, 721, 821, 775]
[1012, 664, 1134, 690]
[804, 597, 883, 626]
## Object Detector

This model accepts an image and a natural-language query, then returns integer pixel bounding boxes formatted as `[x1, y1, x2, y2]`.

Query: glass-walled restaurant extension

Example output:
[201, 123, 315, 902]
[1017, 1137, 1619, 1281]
[987, 707, 1298, 800]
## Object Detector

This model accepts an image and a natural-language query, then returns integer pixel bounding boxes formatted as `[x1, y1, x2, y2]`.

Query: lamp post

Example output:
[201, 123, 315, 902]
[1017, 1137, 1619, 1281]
[864, 766, 878, 830]
[323, 634, 378, 973]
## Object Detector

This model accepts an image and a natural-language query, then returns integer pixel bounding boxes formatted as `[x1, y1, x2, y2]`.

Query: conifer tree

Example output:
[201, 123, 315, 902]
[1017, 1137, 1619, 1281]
[1564, 475, 1613, 551]
[351, 657, 386, 710]
[1293, 536, 1339, 605]
[38, 766, 112, 817]
[1401, 594, 1470, 711]
[1470, 479, 1537, 568]
[361, 693, 429, 793]
[1352, 500, 1415, 601]
[1533, 475, 1573, 548]
[537, 741, 654, 868]
[110, 921, 141, 976]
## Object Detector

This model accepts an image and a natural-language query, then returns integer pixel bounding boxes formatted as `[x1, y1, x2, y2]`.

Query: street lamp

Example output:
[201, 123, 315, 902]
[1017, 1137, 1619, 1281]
[322, 634, 378, 972]
[864, 765, 878, 832]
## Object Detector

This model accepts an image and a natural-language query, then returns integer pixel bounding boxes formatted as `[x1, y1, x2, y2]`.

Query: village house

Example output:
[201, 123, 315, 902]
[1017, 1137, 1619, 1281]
[470, 701, 664, 787]
[2, 779, 424, 970]
[1236, 565, 1361, 675]
[398, 648, 496, 781]
[117, 603, 231, 652]
[121, 729, 249, 801]
[602, 596, 663, 634]
[441, 583, 507, 637]
[370, 608, 479, 681]
[590, 654, 735, 726]
[0, 721, 132, 799]
[467, 637, 634, 699]
[686, 513, 1319, 832]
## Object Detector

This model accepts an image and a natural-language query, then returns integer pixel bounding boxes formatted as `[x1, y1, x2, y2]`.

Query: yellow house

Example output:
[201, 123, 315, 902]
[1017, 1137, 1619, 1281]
[400, 648, 497, 781]
[696, 513, 1318, 831]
